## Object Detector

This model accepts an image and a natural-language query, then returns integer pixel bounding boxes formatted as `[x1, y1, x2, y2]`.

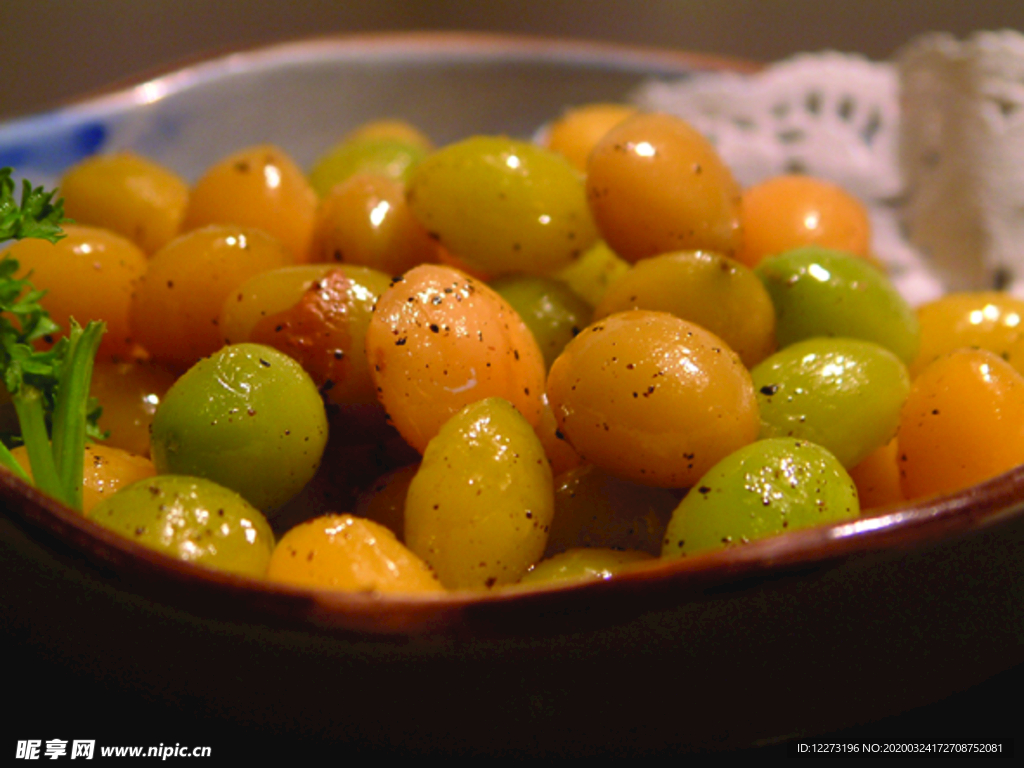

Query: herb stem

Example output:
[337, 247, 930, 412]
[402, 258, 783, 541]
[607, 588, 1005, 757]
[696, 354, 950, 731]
[12, 386, 65, 506]
[51, 321, 105, 511]
[0, 441, 30, 483]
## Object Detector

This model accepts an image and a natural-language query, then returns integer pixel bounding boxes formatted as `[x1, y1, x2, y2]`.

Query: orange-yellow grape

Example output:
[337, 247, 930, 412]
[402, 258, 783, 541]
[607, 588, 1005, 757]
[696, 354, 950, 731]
[735, 174, 871, 268]
[266, 514, 444, 594]
[352, 463, 420, 540]
[130, 226, 293, 369]
[898, 349, 1024, 500]
[545, 103, 637, 171]
[59, 152, 189, 254]
[911, 292, 1024, 379]
[404, 397, 553, 590]
[91, 361, 178, 457]
[12, 444, 156, 516]
[5, 224, 148, 361]
[221, 264, 391, 406]
[182, 145, 317, 262]
[365, 264, 545, 453]
[343, 119, 434, 152]
[80, 445, 156, 515]
[586, 112, 742, 262]
[533, 394, 583, 477]
[848, 438, 905, 511]
[593, 250, 776, 368]
[546, 310, 759, 488]
[308, 173, 438, 275]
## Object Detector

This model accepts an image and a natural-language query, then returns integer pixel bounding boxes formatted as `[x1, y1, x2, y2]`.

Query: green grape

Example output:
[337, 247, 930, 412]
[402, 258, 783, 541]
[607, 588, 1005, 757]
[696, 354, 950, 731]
[751, 338, 910, 468]
[308, 137, 428, 197]
[91, 475, 274, 577]
[404, 397, 554, 589]
[491, 275, 592, 370]
[662, 438, 859, 558]
[755, 246, 920, 365]
[555, 240, 630, 307]
[406, 136, 598, 276]
[593, 250, 777, 368]
[518, 548, 652, 586]
[150, 343, 329, 513]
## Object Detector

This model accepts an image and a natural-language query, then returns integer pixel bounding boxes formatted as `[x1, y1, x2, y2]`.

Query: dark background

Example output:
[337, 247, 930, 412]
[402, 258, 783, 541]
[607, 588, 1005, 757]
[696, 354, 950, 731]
[4, 0, 1023, 756]
[4, 0, 1024, 119]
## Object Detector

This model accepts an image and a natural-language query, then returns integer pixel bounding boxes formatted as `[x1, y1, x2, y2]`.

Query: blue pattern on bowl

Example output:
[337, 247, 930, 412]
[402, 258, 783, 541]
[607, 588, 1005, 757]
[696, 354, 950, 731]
[0, 121, 108, 180]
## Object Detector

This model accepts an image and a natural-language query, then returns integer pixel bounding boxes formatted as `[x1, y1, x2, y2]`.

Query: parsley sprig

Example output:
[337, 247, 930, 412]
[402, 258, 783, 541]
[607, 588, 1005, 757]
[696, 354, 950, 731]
[0, 167, 105, 511]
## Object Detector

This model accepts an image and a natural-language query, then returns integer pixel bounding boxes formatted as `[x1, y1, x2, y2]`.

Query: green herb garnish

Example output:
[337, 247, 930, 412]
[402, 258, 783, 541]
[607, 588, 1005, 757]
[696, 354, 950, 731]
[0, 167, 104, 511]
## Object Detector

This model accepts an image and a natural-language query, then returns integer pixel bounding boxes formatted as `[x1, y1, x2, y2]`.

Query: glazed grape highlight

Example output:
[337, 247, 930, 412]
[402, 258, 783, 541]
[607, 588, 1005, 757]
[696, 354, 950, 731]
[6, 107, 1024, 594]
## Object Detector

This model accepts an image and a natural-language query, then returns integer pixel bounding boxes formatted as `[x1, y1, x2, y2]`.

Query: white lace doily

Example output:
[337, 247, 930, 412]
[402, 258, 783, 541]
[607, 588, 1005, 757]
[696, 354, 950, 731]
[898, 30, 1024, 295]
[632, 31, 1024, 306]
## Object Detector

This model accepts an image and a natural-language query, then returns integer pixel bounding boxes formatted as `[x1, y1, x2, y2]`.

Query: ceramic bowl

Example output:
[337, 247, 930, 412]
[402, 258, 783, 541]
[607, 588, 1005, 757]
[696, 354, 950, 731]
[2, 33, 1022, 755]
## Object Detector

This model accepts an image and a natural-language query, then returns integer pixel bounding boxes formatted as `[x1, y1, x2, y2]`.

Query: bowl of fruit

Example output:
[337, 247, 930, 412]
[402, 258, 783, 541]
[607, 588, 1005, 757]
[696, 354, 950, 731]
[2, 32, 1022, 754]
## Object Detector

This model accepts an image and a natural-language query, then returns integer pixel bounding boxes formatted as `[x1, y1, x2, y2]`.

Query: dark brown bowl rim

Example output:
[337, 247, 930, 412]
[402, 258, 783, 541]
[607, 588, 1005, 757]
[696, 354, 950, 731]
[6, 456, 1022, 637]
[2, 31, 1012, 638]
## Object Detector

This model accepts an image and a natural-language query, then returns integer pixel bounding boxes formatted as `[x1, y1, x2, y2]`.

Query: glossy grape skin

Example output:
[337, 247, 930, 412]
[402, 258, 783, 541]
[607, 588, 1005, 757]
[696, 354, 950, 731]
[547, 463, 678, 556]
[404, 397, 554, 590]
[220, 264, 391, 406]
[436, 243, 494, 282]
[80, 445, 156, 515]
[59, 152, 189, 254]
[150, 343, 328, 513]
[544, 103, 637, 171]
[11, 444, 156, 516]
[586, 112, 742, 262]
[130, 225, 294, 369]
[662, 438, 859, 558]
[406, 136, 598, 276]
[755, 246, 921, 366]
[491, 275, 592, 370]
[7, 224, 148, 361]
[898, 349, 1024, 500]
[365, 264, 546, 453]
[308, 136, 428, 198]
[593, 250, 777, 368]
[911, 292, 1024, 379]
[752, 338, 910, 469]
[848, 438, 905, 510]
[546, 310, 759, 488]
[533, 394, 583, 477]
[182, 145, 318, 262]
[91, 361, 178, 457]
[554, 240, 630, 308]
[736, 174, 872, 268]
[309, 172, 439, 275]
[90, 475, 274, 577]
[266, 514, 443, 594]
[518, 548, 652, 586]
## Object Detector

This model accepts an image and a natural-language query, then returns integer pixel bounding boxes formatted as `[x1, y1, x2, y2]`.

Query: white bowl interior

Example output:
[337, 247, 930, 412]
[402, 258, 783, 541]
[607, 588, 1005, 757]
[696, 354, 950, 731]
[0, 35, 731, 186]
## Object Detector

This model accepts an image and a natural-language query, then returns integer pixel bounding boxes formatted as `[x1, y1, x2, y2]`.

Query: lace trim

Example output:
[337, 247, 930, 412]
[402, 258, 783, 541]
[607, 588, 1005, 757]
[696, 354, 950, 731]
[633, 31, 1024, 305]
